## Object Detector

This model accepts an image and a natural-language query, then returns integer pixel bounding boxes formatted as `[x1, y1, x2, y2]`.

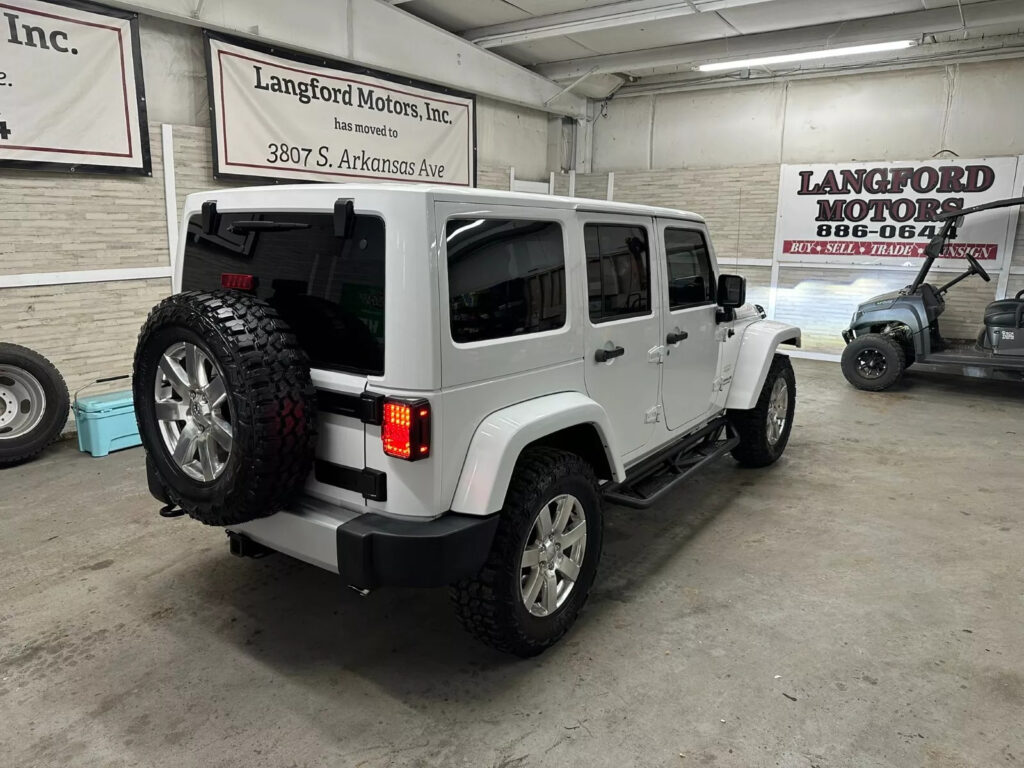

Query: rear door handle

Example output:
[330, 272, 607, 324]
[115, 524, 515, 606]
[595, 346, 625, 362]
[666, 331, 689, 345]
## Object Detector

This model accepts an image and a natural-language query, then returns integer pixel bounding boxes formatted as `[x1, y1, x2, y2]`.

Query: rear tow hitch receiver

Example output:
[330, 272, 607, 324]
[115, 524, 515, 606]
[227, 531, 275, 559]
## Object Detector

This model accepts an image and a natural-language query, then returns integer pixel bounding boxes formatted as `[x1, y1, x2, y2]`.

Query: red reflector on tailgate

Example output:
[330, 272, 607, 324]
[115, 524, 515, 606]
[221, 273, 256, 290]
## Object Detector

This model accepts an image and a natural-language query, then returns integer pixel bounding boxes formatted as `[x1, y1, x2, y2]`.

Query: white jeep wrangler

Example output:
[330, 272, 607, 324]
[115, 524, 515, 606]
[133, 184, 801, 656]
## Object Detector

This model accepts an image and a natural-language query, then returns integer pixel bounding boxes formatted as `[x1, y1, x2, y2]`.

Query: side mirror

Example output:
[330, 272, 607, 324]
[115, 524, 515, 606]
[717, 274, 746, 309]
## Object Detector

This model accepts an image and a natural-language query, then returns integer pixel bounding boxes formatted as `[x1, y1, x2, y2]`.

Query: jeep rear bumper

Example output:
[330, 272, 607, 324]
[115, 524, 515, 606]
[224, 496, 498, 590]
[335, 512, 498, 590]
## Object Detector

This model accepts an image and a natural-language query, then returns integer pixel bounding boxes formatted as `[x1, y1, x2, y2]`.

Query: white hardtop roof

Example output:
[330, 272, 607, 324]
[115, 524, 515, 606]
[188, 182, 704, 223]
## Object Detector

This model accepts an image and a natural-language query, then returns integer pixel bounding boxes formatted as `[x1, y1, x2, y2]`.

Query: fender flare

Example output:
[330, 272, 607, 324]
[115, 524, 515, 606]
[450, 392, 626, 516]
[850, 307, 926, 354]
[725, 320, 801, 410]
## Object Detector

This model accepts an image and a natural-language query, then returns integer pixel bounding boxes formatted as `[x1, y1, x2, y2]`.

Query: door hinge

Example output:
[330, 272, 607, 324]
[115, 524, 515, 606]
[644, 404, 663, 423]
[713, 375, 733, 392]
[647, 345, 665, 364]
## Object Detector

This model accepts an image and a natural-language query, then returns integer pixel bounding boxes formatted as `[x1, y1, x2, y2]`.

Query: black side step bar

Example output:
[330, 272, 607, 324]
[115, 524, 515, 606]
[602, 417, 739, 509]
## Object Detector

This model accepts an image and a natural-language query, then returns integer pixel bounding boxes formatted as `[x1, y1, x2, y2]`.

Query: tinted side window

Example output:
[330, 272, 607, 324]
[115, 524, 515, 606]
[665, 228, 714, 309]
[446, 218, 566, 344]
[181, 212, 386, 375]
[585, 224, 651, 323]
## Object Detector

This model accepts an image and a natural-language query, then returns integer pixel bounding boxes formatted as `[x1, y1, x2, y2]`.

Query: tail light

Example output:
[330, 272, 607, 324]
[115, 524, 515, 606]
[382, 398, 430, 461]
[222, 273, 256, 291]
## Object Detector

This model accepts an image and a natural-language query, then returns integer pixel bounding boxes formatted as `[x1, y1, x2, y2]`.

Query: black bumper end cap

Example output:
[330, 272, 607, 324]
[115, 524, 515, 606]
[337, 512, 499, 590]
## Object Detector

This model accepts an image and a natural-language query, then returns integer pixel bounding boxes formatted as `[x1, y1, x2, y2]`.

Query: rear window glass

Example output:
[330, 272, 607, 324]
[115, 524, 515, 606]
[181, 212, 385, 375]
[446, 218, 566, 344]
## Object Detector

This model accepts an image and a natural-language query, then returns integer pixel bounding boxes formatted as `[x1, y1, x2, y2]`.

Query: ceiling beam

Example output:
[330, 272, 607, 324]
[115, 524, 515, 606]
[534, 0, 1024, 81]
[99, 0, 588, 117]
[465, 0, 776, 49]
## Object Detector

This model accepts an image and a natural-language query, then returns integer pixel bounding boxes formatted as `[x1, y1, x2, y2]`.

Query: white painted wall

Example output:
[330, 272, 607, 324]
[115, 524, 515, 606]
[139, 17, 207, 127]
[137, 15, 553, 177]
[594, 58, 1024, 171]
[476, 98, 551, 179]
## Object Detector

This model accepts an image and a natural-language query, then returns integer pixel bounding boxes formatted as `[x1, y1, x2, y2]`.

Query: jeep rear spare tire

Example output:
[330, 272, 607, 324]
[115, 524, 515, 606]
[133, 291, 316, 526]
[0, 343, 70, 467]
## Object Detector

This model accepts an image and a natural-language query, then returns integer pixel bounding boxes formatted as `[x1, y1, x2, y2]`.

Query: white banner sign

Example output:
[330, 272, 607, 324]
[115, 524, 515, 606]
[0, 0, 149, 172]
[207, 36, 476, 186]
[774, 157, 1023, 267]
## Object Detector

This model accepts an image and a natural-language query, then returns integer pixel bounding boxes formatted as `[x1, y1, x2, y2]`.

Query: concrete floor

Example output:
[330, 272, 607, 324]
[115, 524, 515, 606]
[1, 359, 1021, 768]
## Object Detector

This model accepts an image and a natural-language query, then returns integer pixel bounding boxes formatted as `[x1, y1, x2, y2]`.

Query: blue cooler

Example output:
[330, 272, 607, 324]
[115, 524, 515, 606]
[75, 390, 141, 457]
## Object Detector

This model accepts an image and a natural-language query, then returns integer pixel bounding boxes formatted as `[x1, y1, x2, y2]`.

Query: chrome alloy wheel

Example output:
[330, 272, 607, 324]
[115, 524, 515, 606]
[520, 494, 588, 617]
[154, 342, 233, 482]
[0, 366, 46, 440]
[855, 349, 887, 380]
[766, 377, 789, 446]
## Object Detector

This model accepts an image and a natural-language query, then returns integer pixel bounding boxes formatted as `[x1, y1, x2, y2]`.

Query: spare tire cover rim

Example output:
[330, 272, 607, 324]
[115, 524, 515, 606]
[0, 365, 47, 440]
[154, 341, 233, 482]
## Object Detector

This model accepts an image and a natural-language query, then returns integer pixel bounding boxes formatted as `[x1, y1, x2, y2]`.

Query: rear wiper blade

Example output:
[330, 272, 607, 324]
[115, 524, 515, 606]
[227, 220, 311, 233]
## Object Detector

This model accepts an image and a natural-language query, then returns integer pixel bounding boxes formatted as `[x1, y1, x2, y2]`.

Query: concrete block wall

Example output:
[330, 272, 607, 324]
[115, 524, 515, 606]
[0, 126, 168, 276]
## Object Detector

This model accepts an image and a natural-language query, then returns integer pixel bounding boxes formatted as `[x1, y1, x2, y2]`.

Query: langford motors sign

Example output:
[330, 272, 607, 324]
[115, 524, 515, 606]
[206, 34, 476, 186]
[0, 0, 149, 173]
[774, 158, 1023, 267]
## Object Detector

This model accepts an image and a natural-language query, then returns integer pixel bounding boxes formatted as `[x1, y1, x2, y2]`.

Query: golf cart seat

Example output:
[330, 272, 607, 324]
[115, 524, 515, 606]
[983, 292, 1024, 328]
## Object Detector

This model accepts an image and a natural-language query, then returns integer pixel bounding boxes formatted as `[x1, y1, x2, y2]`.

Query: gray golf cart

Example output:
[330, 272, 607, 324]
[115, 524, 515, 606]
[840, 196, 1024, 391]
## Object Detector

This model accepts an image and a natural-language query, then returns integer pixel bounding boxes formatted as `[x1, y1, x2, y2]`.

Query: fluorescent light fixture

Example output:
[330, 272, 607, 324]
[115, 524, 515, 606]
[697, 40, 916, 72]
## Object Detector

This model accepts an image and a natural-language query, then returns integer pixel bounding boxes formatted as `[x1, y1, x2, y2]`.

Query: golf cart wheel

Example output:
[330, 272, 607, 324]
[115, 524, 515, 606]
[0, 343, 70, 467]
[450, 447, 603, 658]
[728, 353, 796, 468]
[841, 333, 905, 392]
[133, 291, 316, 526]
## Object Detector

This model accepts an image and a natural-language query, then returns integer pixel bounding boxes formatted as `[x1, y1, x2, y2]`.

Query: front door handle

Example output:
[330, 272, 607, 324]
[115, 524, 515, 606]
[666, 330, 689, 345]
[595, 346, 625, 362]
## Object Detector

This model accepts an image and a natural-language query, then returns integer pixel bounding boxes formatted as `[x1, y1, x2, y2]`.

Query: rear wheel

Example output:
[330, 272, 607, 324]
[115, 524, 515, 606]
[450, 447, 602, 657]
[841, 333, 905, 391]
[133, 291, 316, 526]
[0, 343, 69, 467]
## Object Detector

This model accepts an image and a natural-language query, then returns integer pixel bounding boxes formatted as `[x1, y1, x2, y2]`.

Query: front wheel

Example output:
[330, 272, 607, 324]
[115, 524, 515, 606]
[841, 333, 905, 391]
[728, 353, 796, 468]
[450, 447, 603, 657]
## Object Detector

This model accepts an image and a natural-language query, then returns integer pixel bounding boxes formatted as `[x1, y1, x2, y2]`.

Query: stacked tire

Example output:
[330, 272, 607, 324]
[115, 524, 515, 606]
[0, 343, 70, 467]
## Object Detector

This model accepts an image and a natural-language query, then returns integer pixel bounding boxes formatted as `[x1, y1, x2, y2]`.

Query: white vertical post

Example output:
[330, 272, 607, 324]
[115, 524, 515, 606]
[767, 259, 781, 320]
[606, 171, 614, 201]
[509, 167, 516, 191]
[548, 171, 555, 195]
[161, 124, 178, 274]
[568, 169, 576, 197]
[995, 155, 1024, 299]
